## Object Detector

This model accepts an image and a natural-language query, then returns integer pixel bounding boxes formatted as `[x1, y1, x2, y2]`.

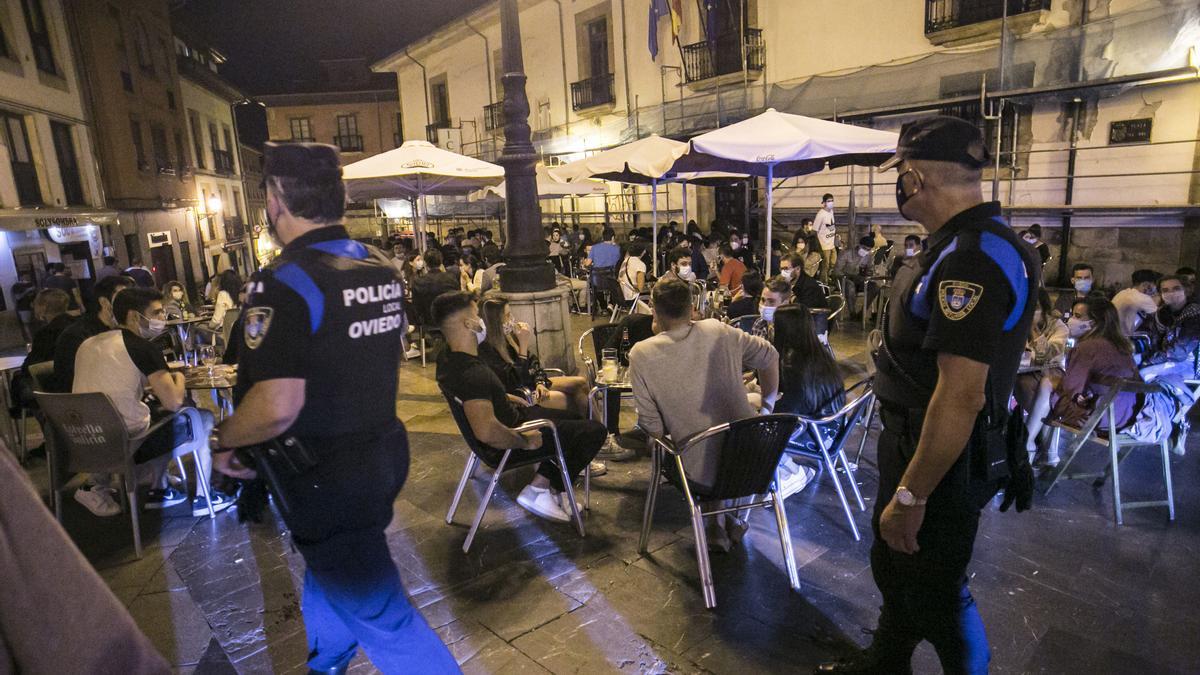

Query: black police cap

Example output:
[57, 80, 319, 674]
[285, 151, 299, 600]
[879, 115, 990, 171]
[263, 141, 342, 181]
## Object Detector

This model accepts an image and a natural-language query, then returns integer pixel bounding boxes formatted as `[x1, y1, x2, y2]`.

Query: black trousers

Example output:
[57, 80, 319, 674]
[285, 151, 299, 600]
[870, 405, 997, 675]
[516, 406, 605, 492]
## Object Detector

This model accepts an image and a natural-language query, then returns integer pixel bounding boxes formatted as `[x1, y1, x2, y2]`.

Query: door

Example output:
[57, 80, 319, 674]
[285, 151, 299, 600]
[179, 240, 197, 299]
[50, 122, 85, 205]
[2, 111, 42, 205]
[150, 243, 178, 288]
[586, 18, 608, 79]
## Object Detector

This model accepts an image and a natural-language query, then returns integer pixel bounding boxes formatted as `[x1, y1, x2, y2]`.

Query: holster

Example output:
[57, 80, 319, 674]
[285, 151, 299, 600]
[237, 436, 318, 516]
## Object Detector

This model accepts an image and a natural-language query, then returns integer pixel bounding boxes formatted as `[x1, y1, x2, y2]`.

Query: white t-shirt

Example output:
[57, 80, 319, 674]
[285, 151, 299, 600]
[620, 255, 647, 301]
[73, 329, 167, 434]
[1112, 287, 1158, 335]
[814, 209, 836, 251]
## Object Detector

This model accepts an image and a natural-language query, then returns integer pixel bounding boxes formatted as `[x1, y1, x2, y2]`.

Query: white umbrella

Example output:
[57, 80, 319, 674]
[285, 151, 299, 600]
[673, 109, 898, 273]
[478, 165, 609, 200]
[343, 140, 505, 250]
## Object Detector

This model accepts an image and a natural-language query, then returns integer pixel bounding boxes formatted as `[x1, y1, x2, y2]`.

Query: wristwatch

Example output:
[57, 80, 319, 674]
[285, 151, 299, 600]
[894, 486, 927, 507]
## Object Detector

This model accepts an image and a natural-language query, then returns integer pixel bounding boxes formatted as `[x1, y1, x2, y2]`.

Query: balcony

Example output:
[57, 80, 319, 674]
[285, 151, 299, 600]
[681, 29, 765, 86]
[213, 149, 235, 175]
[483, 101, 505, 132]
[426, 121, 449, 144]
[224, 218, 245, 243]
[334, 134, 364, 153]
[925, 0, 1048, 44]
[570, 74, 615, 112]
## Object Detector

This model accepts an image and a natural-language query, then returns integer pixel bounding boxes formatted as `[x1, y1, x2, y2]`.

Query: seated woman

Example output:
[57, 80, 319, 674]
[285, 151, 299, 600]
[460, 254, 484, 294]
[724, 272, 763, 320]
[618, 242, 650, 314]
[195, 269, 241, 350]
[771, 304, 847, 495]
[161, 281, 196, 320]
[1024, 297, 1139, 466]
[1014, 289, 1071, 411]
[477, 297, 590, 417]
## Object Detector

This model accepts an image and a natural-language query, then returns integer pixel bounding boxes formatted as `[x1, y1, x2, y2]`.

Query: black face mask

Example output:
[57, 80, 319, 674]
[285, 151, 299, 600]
[895, 167, 923, 221]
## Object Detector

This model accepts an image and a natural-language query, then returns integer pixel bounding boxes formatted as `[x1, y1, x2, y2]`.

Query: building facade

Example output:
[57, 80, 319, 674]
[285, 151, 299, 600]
[0, 0, 107, 339]
[173, 27, 253, 278]
[374, 0, 1200, 286]
[66, 0, 205, 294]
[239, 142, 267, 264]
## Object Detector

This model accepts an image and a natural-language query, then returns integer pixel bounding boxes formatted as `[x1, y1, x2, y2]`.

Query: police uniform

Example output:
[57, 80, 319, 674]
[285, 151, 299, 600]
[827, 119, 1040, 675]
[231, 143, 457, 674]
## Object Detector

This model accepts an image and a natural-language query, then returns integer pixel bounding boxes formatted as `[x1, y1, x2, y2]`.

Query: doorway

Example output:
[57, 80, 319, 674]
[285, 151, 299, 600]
[150, 244, 178, 288]
[180, 240, 197, 299]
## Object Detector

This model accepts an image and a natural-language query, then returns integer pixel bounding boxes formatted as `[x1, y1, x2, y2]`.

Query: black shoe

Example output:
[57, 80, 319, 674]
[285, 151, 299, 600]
[815, 630, 915, 675]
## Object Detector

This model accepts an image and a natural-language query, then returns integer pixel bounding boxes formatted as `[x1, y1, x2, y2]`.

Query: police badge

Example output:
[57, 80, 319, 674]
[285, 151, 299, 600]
[938, 280, 982, 320]
[243, 307, 274, 349]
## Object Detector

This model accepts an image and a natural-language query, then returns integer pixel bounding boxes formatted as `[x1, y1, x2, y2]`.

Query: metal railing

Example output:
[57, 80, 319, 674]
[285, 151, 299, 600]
[571, 73, 615, 111]
[334, 134, 364, 152]
[925, 0, 1047, 33]
[484, 101, 505, 131]
[681, 28, 765, 84]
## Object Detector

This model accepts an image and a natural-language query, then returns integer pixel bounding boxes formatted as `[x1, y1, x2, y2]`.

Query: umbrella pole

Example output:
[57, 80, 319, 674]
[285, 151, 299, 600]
[652, 178, 659, 278]
[419, 193, 430, 253]
[681, 181, 688, 228]
[765, 164, 774, 277]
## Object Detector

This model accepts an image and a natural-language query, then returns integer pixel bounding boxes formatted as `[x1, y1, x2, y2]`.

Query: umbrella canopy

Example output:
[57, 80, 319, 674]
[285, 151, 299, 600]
[478, 165, 609, 200]
[342, 140, 505, 201]
[548, 134, 689, 185]
[672, 108, 899, 178]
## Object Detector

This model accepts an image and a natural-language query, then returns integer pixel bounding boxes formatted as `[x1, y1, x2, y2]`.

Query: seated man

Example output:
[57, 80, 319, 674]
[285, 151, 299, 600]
[1053, 262, 1102, 317]
[724, 272, 763, 320]
[1139, 275, 1200, 379]
[832, 235, 876, 318]
[752, 276, 793, 338]
[1112, 268, 1161, 335]
[779, 253, 828, 311]
[433, 291, 604, 523]
[630, 279, 780, 551]
[72, 287, 232, 518]
[888, 234, 922, 278]
[717, 244, 747, 295]
[410, 248, 461, 325]
[659, 247, 697, 284]
[51, 275, 135, 393]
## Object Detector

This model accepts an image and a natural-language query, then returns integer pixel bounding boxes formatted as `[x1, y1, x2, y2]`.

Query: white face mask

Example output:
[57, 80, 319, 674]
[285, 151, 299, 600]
[859, 247, 871, 257]
[824, 201, 834, 210]
[677, 264, 693, 280]
[730, 241, 740, 250]
[1023, 237, 1037, 245]
[139, 312, 167, 339]
[905, 247, 918, 257]
[1066, 317, 1092, 338]
[780, 268, 794, 281]
[471, 319, 487, 345]
[1073, 278, 1093, 293]
[761, 305, 777, 323]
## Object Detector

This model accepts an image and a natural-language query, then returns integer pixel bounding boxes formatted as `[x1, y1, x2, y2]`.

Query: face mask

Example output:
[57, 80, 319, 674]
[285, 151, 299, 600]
[824, 201, 834, 210]
[905, 247, 918, 257]
[741, 236, 749, 244]
[1073, 278, 1093, 293]
[761, 305, 777, 323]
[895, 168, 922, 221]
[1066, 317, 1092, 338]
[730, 241, 740, 250]
[139, 312, 166, 339]
[1023, 237, 1036, 245]
[677, 265, 693, 279]
[780, 268, 794, 281]
[1163, 290, 1186, 307]
[859, 247, 870, 257]
[470, 319, 487, 345]
[171, 290, 184, 300]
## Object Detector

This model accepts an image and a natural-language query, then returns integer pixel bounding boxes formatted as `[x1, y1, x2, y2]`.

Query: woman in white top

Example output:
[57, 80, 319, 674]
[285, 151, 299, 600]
[208, 269, 241, 330]
[460, 255, 485, 294]
[618, 242, 650, 313]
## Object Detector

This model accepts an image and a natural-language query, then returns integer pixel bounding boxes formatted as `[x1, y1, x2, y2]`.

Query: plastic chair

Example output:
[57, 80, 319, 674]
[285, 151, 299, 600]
[785, 378, 875, 541]
[1041, 374, 1175, 525]
[442, 393, 588, 553]
[638, 414, 803, 609]
[35, 393, 216, 558]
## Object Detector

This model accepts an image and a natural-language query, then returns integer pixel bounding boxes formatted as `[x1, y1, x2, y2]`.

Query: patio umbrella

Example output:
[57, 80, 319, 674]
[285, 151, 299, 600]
[477, 165, 609, 200]
[343, 140, 504, 250]
[672, 109, 899, 273]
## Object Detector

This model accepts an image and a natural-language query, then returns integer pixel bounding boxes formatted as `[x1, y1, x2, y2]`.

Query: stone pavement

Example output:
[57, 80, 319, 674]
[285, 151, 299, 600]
[28, 319, 1200, 674]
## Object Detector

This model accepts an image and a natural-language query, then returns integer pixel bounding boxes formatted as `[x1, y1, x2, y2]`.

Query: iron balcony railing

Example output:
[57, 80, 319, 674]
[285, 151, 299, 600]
[484, 101, 505, 132]
[334, 134, 364, 152]
[681, 28, 765, 84]
[925, 0, 1048, 33]
[570, 73, 615, 111]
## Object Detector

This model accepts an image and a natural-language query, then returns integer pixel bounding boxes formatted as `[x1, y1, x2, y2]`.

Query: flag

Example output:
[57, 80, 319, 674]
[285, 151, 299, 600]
[648, 0, 670, 59]
[668, 0, 683, 43]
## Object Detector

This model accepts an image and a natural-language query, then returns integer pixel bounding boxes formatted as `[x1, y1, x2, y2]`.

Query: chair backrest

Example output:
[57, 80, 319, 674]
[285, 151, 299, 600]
[590, 322, 622, 357]
[35, 392, 132, 475]
[440, 391, 502, 468]
[728, 314, 760, 334]
[28, 361, 54, 393]
[793, 380, 875, 455]
[680, 414, 801, 500]
[221, 308, 241, 347]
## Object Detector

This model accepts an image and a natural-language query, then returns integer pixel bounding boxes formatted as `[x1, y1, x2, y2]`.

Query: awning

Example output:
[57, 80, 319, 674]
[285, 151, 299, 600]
[0, 207, 120, 231]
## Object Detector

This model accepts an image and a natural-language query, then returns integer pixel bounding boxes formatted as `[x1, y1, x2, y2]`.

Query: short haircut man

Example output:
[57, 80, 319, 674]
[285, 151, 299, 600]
[111, 287, 162, 326]
[668, 247, 691, 267]
[431, 290, 476, 328]
[651, 278, 691, 320]
[1131, 269, 1161, 288]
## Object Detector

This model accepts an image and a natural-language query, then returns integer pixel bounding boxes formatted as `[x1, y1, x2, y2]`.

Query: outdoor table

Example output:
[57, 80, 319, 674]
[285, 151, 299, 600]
[0, 354, 26, 457]
[166, 316, 210, 365]
[589, 364, 633, 442]
[183, 364, 237, 419]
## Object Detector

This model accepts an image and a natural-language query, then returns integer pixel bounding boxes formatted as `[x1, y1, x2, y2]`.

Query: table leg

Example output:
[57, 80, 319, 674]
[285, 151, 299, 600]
[0, 370, 18, 458]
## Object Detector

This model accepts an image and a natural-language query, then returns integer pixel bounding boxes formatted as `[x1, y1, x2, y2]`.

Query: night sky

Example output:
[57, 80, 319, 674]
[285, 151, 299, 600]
[172, 0, 489, 95]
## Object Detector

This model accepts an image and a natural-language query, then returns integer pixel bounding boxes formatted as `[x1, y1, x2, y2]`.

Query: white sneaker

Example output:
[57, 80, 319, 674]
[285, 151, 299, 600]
[776, 459, 817, 499]
[557, 490, 583, 515]
[516, 485, 570, 522]
[75, 485, 121, 517]
[404, 345, 422, 359]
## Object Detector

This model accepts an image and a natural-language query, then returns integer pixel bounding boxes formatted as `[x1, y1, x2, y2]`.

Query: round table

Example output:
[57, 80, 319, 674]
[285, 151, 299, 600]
[0, 354, 27, 459]
[183, 364, 237, 419]
[166, 316, 210, 365]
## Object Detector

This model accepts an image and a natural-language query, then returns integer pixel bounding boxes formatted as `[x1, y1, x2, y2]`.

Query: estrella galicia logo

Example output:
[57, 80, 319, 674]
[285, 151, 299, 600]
[938, 281, 982, 320]
[243, 307, 274, 349]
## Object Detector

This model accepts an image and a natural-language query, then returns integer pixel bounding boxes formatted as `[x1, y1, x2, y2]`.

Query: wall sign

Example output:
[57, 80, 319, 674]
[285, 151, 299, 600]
[147, 231, 174, 248]
[35, 216, 78, 228]
[1109, 118, 1152, 145]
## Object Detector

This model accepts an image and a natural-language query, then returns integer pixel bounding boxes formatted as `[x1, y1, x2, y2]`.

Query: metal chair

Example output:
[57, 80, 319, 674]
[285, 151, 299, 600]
[35, 393, 216, 558]
[727, 313, 761, 334]
[1041, 374, 1175, 525]
[442, 393, 588, 553]
[689, 280, 709, 316]
[638, 414, 803, 609]
[819, 282, 847, 324]
[785, 378, 875, 541]
[610, 290, 651, 323]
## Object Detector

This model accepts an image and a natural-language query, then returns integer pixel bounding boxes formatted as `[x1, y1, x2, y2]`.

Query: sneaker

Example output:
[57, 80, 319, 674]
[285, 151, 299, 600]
[516, 485, 570, 523]
[192, 490, 236, 517]
[597, 436, 637, 462]
[588, 460, 607, 477]
[143, 487, 187, 510]
[777, 460, 817, 499]
[705, 516, 732, 554]
[556, 490, 583, 516]
[404, 345, 422, 359]
[74, 485, 120, 517]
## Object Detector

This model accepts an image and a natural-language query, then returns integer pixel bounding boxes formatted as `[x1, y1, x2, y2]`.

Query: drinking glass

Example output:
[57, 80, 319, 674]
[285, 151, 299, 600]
[199, 345, 218, 379]
[600, 348, 619, 382]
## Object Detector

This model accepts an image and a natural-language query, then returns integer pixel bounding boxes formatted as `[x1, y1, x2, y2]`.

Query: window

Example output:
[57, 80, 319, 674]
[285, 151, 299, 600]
[335, 114, 362, 151]
[173, 130, 185, 171]
[2, 111, 43, 205]
[289, 117, 312, 141]
[150, 124, 169, 171]
[50, 122, 84, 206]
[430, 78, 449, 126]
[111, 5, 132, 91]
[208, 121, 219, 152]
[166, 90, 175, 110]
[0, 17, 10, 59]
[394, 112, 403, 147]
[222, 126, 233, 158]
[231, 189, 242, 220]
[134, 18, 152, 74]
[130, 118, 146, 169]
[586, 17, 609, 79]
[188, 110, 205, 168]
[21, 0, 57, 75]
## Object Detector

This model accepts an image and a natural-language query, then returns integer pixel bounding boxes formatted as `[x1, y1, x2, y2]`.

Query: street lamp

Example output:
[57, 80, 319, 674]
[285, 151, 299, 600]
[206, 194, 222, 214]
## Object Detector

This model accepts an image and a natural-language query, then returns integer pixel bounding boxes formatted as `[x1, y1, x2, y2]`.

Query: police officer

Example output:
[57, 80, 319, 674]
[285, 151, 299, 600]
[210, 142, 459, 674]
[818, 117, 1039, 675]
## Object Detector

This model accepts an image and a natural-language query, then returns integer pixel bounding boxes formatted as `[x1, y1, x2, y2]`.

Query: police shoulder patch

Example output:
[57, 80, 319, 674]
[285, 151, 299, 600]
[243, 307, 274, 349]
[938, 280, 983, 320]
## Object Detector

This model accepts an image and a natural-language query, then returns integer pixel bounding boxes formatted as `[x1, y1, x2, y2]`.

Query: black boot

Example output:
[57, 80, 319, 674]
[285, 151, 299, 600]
[815, 627, 917, 675]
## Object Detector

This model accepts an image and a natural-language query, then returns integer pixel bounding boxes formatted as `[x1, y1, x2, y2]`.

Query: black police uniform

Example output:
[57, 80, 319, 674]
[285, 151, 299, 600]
[236, 224, 458, 673]
[867, 201, 1040, 674]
